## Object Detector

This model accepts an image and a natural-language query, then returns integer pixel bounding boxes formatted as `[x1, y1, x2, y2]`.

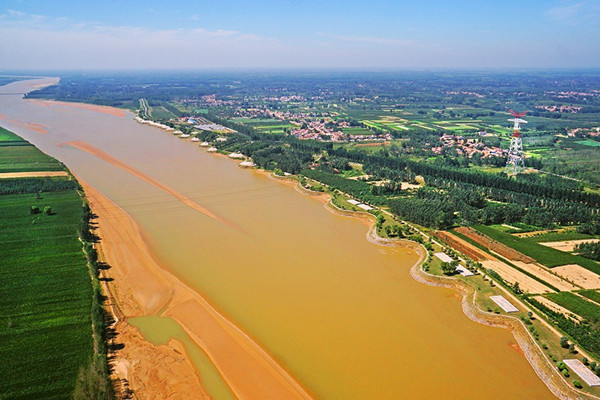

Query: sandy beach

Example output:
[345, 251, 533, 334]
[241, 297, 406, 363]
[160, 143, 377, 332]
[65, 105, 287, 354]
[28, 99, 128, 117]
[81, 181, 313, 400]
[0, 113, 48, 134]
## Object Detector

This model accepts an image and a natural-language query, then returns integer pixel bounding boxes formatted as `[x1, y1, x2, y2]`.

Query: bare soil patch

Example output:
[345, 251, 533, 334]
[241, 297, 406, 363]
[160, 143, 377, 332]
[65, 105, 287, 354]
[455, 226, 535, 263]
[553, 264, 600, 290]
[511, 261, 580, 292]
[481, 260, 553, 294]
[541, 239, 600, 253]
[0, 171, 68, 179]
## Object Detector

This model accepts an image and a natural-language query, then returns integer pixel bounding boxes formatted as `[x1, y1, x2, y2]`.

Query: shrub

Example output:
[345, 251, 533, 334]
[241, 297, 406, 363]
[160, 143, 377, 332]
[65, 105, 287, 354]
[573, 379, 583, 389]
[30, 205, 40, 214]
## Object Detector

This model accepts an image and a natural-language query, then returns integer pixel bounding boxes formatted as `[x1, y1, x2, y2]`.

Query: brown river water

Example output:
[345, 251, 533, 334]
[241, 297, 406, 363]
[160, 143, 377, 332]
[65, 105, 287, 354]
[0, 78, 554, 399]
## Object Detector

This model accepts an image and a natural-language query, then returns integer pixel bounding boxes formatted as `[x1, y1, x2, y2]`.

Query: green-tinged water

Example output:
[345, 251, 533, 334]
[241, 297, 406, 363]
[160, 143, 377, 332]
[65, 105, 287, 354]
[129, 316, 236, 400]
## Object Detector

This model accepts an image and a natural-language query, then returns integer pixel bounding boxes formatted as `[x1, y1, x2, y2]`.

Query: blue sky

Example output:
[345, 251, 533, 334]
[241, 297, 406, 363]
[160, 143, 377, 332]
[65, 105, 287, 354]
[0, 0, 599, 70]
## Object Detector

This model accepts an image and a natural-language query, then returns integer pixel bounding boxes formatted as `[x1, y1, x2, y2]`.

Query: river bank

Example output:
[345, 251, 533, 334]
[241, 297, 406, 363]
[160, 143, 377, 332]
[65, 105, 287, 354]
[273, 171, 598, 400]
[81, 180, 313, 399]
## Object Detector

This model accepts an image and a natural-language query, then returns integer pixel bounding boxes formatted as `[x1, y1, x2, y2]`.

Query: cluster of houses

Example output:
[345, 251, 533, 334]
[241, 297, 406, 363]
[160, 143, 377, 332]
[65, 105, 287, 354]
[232, 105, 314, 122]
[430, 133, 506, 158]
[445, 90, 486, 98]
[568, 127, 600, 137]
[535, 105, 582, 114]
[546, 90, 600, 100]
[291, 120, 346, 141]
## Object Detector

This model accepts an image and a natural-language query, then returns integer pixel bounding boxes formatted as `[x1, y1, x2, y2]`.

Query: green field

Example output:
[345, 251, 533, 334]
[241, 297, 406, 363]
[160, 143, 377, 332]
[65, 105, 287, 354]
[474, 225, 600, 274]
[342, 127, 373, 136]
[150, 106, 177, 120]
[577, 139, 600, 147]
[0, 190, 93, 399]
[0, 146, 65, 173]
[0, 126, 65, 173]
[545, 292, 600, 326]
[0, 126, 26, 142]
[0, 126, 106, 398]
[579, 290, 600, 305]
[528, 230, 599, 243]
[489, 222, 541, 233]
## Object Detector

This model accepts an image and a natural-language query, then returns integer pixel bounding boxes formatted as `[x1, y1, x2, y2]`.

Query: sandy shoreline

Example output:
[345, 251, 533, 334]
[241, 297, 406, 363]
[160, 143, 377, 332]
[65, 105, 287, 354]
[81, 181, 313, 400]
[27, 98, 128, 117]
[410, 249, 599, 400]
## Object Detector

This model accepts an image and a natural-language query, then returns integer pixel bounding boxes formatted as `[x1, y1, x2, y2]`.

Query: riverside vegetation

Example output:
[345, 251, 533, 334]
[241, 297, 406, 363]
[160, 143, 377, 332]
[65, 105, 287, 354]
[0, 127, 113, 399]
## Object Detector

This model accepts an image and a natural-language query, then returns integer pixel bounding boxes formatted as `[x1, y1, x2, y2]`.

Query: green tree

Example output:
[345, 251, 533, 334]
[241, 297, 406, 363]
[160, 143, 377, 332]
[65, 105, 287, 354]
[441, 261, 457, 275]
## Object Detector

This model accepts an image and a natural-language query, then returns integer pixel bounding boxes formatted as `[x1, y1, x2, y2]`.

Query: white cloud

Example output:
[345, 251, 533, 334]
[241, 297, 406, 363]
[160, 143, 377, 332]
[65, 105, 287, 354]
[0, 9, 599, 69]
[0, 11, 290, 69]
[546, 2, 583, 21]
[545, 1, 600, 24]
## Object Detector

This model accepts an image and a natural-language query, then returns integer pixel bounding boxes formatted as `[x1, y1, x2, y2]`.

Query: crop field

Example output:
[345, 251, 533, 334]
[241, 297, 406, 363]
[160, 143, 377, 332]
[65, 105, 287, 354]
[545, 292, 600, 327]
[455, 226, 535, 263]
[0, 145, 65, 173]
[358, 114, 520, 136]
[362, 119, 408, 132]
[579, 290, 600, 305]
[0, 126, 26, 142]
[342, 127, 373, 136]
[150, 105, 177, 120]
[577, 139, 600, 147]
[528, 230, 599, 243]
[232, 118, 283, 125]
[254, 124, 293, 134]
[0, 189, 92, 399]
[489, 222, 541, 233]
[474, 225, 600, 274]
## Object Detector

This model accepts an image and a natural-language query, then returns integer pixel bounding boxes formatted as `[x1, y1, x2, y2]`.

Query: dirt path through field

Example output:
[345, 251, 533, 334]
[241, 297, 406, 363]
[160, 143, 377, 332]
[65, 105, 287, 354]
[0, 171, 68, 179]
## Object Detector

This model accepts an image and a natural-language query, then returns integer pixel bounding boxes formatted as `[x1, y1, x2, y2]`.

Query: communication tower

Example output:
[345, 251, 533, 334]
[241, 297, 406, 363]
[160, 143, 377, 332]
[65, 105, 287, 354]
[505, 109, 527, 176]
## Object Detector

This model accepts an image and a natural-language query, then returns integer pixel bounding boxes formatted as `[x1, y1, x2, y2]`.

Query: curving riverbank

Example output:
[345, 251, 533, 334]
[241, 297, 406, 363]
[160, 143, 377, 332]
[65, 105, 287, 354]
[290, 174, 598, 400]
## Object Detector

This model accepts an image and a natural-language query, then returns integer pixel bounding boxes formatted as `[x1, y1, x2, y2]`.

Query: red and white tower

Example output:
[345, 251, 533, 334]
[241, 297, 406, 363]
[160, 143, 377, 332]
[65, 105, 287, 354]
[505, 110, 527, 176]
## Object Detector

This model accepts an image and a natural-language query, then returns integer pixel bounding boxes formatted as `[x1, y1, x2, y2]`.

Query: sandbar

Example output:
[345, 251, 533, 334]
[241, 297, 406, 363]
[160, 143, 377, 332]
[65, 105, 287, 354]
[81, 180, 313, 400]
